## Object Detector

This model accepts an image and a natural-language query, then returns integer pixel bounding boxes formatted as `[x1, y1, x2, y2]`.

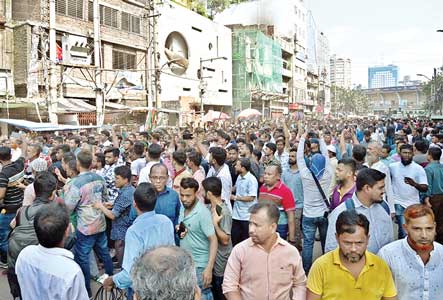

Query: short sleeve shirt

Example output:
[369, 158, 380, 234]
[179, 201, 215, 269]
[0, 158, 25, 209]
[213, 202, 233, 277]
[110, 184, 135, 240]
[233, 172, 258, 221]
[259, 181, 296, 225]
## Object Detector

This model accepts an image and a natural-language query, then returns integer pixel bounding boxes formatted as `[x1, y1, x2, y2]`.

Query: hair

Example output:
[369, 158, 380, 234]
[131, 246, 197, 300]
[289, 147, 297, 154]
[104, 147, 120, 158]
[266, 163, 282, 176]
[58, 144, 71, 154]
[187, 151, 202, 167]
[338, 158, 357, 174]
[151, 133, 161, 141]
[0, 146, 11, 161]
[77, 150, 93, 169]
[382, 143, 391, 153]
[54, 136, 64, 144]
[400, 143, 413, 152]
[94, 152, 105, 168]
[276, 138, 285, 145]
[150, 163, 169, 176]
[265, 142, 277, 154]
[352, 144, 367, 162]
[67, 160, 78, 176]
[252, 149, 262, 161]
[34, 202, 70, 248]
[29, 143, 43, 156]
[209, 147, 227, 166]
[134, 183, 158, 212]
[180, 177, 199, 193]
[202, 176, 222, 197]
[245, 143, 253, 154]
[236, 138, 246, 145]
[238, 157, 251, 172]
[148, 143, 162, 160]
[62, 152, 75, 164]
[414, 140, 428, 153]
[173, 150, 187, 166]
[404, 204, 435, 224]
[226, 144, 238, 153]
[219, 132, 230, 142]
[34, 171, 57, 198]
[356, 168, 386, 191]
[249, 201, 280, 224]
[336, 210, 370, 236]
[101, 130, 111, 138]
[133, 142, 145, 156]
[429, 147, 442, 161]
[115, 165, 132, 182]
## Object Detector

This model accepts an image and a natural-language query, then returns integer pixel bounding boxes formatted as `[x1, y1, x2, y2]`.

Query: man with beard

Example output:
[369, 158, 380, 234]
[389, 144, 428, 238]
[366, 142, 395, 216]
[329, 158, 356, 211]
[325, 168, 393, 254]
[308, 211, 397, 300]
[378, 204, 443, 300]
[226, 145, 239, 185]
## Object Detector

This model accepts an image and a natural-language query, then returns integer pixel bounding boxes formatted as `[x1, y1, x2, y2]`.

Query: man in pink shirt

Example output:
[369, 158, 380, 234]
[186, 151, 205, 203]
[223, 201, 306, 300]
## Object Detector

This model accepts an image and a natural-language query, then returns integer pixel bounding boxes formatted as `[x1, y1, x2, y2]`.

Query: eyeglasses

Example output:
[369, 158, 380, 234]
[149, 176, 168, 182]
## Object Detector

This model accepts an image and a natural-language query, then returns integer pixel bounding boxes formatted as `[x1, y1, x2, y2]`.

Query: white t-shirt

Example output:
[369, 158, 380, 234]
[131, 158, 147, 176]
[389, 161, 428, 208]
[207, 164, 233, 212]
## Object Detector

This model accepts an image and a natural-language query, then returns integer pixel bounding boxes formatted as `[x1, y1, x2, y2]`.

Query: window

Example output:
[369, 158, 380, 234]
[121, 12, 130, 31]
[121, 13, 141, 34]
[130, 15, 140, 34]
[88, 1, 93, 21]
[56, 0, 83, 19]
[112, 48, 136, 70]
[100, 5, 118, 28]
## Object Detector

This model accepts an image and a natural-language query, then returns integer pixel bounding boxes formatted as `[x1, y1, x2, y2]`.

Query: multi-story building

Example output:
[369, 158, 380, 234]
[0, 0, 13, 99]
[215, 0, 308, 117]
[368, 65, 399, 89]
[330, 55, 351, 89]
[306, 10, 331, 115]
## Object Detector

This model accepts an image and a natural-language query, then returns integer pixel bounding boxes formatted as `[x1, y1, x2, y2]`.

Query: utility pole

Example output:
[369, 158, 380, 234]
[48, 0, 58, 124]
[147, 0, 160, 109]
[93, 0, 104, 127]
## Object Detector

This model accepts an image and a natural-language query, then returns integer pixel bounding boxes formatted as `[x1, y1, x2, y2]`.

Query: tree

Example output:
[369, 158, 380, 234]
[422, 74, 443, 115]
[331, 84, 369, 116]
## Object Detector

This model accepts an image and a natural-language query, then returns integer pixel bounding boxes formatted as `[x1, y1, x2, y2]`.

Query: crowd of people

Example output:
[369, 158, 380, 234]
[0, 116, 442, 300]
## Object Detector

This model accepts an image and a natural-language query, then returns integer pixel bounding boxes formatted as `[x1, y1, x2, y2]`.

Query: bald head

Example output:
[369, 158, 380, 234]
[149, 163, 168, 176]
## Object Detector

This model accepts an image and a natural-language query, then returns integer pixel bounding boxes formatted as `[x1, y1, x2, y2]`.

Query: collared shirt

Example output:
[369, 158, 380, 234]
[325, 194, 393, 253]
[103, 162, 124, 203]
[63, 171, 109, 235]
[275, 151, 290, 171]
[179, 201, 215, 269]
[154, 187, 181, 227]
[110, 184, 135, 240]
[259, 180, 295, 225]
[16, 245, 89, 300]
[378, 239, 443, 300]
[424, 161, 443, 196]
[113, 211, 175, 289]
[282, 168, 304, 209]
[389, 161, 428, 208]
[207, 164, 233, 212]
[307, 248, 397, 300]
[223, 234, 306, 300]
[330, 184, 356, 211]
[297, 138, 332, 218]
[173, 167, 193, 193]
[263, 156, 281, 169]
[233, 171, 258, 221]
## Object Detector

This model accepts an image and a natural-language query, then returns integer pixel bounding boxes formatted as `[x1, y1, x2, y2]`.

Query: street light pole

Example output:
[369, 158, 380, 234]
[198, 56, 228, 114]
[417, 73, 434, 116]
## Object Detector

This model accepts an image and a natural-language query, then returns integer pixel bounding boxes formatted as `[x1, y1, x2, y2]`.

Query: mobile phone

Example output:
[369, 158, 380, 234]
[216, 204, 223, 216]
[177, 222, 186, 237]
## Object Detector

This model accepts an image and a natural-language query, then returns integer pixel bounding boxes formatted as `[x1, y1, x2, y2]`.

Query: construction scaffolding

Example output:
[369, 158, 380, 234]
[232, 29, 283, 113]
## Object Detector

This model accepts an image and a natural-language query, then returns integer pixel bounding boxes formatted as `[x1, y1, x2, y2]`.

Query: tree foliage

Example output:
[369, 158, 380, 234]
[422, 74, 443, 114]
[331, 85, 369, 115]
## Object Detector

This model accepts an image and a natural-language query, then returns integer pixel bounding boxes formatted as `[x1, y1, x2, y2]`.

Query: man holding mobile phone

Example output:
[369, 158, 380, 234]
[202, 177, 232, 300]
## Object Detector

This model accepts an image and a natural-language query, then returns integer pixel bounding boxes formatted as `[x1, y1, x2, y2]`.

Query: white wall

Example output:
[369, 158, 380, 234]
[157, 1, 232, 108]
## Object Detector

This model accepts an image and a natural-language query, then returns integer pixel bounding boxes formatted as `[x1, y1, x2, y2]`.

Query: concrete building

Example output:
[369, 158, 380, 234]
[0, 0, 13, 99]
[215, 0, 308, 116]
[306, 10, 331, 115]
[330, 55, 351, 89]
[368, 64, 399, 89]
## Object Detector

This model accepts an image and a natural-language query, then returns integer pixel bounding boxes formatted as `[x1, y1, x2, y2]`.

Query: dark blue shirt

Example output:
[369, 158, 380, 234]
[111, 184, 135, 240]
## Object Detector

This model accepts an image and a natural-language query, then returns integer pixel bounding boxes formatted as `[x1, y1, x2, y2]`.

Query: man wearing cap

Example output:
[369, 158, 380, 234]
[20, 158, 48, 206]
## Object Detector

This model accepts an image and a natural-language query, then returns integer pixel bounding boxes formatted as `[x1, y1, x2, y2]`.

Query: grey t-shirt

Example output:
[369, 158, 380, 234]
[213, 202, 233, 277]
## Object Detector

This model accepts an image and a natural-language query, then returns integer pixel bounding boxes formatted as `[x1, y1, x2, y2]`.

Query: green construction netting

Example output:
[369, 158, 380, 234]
[232, 29, 283, 111]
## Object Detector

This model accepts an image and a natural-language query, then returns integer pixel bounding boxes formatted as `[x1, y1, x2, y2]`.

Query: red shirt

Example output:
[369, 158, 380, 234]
[258, 180, 296, 212]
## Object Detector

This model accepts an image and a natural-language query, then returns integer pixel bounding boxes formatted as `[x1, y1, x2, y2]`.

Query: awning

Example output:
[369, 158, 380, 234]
[57, 98, 96, 113]
[0, 119, 98, 132]
[105, 102, 131, 110]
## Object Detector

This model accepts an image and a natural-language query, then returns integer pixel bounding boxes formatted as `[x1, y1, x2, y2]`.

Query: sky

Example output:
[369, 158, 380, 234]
[306, 0, 443, 87]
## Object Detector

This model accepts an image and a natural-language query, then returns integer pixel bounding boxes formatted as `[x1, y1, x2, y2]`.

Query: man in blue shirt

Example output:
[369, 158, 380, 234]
[103, 183, 175, 300]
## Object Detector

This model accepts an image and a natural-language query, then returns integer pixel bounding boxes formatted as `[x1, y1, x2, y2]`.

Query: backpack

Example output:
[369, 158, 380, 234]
[345, 198, 390, 215]
[7, 206, 39, 268]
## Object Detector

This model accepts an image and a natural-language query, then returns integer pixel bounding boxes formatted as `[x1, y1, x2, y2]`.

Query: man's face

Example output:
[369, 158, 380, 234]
[366, 144, 380, 163]
[367, 180, 385, 203]
[263, 166, 279, 187]
[68, 139, 77, 150]
[179, 187, 197, 209]
[276, 142, 284, 153]
[249, 209, 276, 245]
[218, 136, 227, 147]
[52, 140, 60, 148]
[432, 136, 438, 144]
[311, 143, 319, 153]
[149, 167, 168, 192]
[234, 160, 243, 174]
[101, 134, 108, 142]
[104, 152, 117, 165]
[335, 163, 352, 183]
[403, 215, 436, 251]
[324, 135, 332, 144]
[26, 146, 37, 159]
[239, 144, 248, 157]
[336, 226, 369, 263]
[115, 174, 127, 189]
[56, 149, 64, 161]
[123, 141, 131, 150]
[400, 148, 413, 166]
[263, 146, 273, 157]
[288, 151, 296, 166]
[380, 148, 390, 159]
[227, 149, 238, 163]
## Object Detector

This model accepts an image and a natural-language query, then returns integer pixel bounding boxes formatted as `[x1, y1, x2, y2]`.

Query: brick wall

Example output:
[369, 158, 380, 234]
[13, 25, 31, 87]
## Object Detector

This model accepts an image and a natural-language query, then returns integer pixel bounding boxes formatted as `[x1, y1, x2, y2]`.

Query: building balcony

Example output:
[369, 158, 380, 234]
[282, 68, 292, 78]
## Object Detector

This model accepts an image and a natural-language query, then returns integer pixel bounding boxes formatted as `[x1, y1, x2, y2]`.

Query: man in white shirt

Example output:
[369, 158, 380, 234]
[16, 202, 88, 300]
[207, 147, 233, 212]
[389, 144, 428, 238]
[378, 204, 443, 300]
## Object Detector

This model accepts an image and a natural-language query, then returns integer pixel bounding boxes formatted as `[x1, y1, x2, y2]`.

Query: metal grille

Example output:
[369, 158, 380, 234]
[131, 15, 140, 34]
[121, 12, 130, 31]
[55, 0, 66, 15]
[57, 0, 83, 19]
[100, 5, 118, 28]
[88, 1, 93, 22]
[112, 48, 136, 70]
